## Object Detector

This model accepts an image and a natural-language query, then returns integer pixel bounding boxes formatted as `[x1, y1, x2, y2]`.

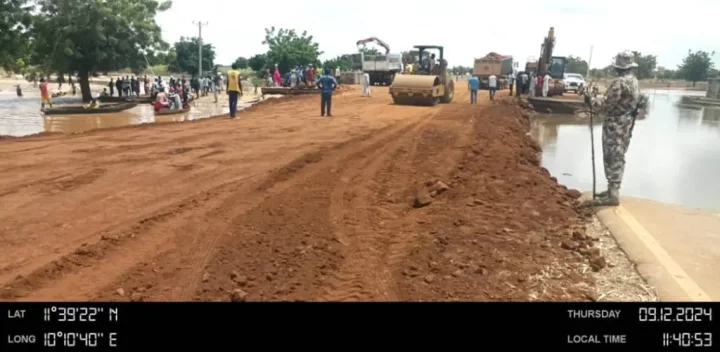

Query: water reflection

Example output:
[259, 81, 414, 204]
[0, 92, 256, 137]
[532, 90, 720, 210]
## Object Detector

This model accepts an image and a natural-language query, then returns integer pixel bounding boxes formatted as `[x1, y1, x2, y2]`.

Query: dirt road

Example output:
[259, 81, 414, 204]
[0, 86, 595, 301]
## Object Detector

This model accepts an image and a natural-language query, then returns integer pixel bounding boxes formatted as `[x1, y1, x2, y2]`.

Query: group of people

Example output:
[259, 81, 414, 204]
[264, 64, 319, 88]
[467, 71, 555, 104]
[109, 76, 148, 97]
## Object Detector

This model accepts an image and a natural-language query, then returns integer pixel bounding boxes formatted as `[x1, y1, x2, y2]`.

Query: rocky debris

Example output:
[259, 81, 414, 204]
[413, 188, 434, 208]
[202, 272, 210, 283]
[115, 288, 125, 296]
[566, 189, 582, 199]
[560, 240, 578, 250]
[428, 180, 449, 195]
[130, 292, 144, 302]
[589, 255, 607, 271]
[423, 274, 435, 284]
[230, 288, 248, 302]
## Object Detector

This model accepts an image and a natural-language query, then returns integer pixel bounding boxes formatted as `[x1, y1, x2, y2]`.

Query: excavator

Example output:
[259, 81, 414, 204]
[389, 45, 454, 106]
[525, 27, 567, 97]
[356, 37, 391, 55]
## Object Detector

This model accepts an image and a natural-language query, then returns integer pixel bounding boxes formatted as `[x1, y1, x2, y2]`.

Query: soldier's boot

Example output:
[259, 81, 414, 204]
[581, 186, 620, 207]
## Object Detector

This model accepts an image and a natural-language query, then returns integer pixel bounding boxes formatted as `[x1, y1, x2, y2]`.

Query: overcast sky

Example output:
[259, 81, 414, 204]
[156, 0, 719, 71]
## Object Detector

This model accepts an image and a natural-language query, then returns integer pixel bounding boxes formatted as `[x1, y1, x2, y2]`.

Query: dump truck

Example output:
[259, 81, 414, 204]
[472, 52, 514, 90]
[357, 37, 403, 86]
[389, 45, 454, 106]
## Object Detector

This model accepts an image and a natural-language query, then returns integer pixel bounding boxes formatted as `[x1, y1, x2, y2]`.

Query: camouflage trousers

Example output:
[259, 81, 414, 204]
[602, 113, 634, 190]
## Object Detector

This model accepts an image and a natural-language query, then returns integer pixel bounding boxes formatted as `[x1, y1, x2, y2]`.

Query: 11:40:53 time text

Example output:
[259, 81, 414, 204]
[639, 307, 712, 322]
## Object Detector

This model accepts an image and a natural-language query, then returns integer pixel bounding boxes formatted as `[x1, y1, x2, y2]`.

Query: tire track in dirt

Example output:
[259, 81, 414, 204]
[321, 108, 441, 301]
[87, 110, 434, 302]
[320, 102, 483, 301]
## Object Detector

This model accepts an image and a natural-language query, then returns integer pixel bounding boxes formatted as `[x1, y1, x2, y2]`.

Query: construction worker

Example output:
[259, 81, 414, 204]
[316, 68, 338, 117]
[542, 72, 551, 97]
[468, 75, 479, 104]
[362, 72, 371, 96]
[226, 63, 243, 119]
[581, 51, 647, 207]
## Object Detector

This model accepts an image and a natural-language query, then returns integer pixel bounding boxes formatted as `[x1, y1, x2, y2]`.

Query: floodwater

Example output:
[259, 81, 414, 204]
[0, 90, 258, 137]
[532, 90, 720, 211]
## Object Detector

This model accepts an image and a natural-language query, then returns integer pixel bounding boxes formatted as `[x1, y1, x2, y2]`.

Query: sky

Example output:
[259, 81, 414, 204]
[156, 0, 720, 72]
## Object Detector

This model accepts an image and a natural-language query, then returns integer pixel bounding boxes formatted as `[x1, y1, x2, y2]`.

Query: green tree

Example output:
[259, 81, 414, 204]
[31, 0, 171, 101]
[262, 27, 322, 74]
[248, 53, 267, 73]
[323, 55, 353, 71]
[233, 57, 248, 69]
[655, 66, 677, 81]
[167, 37, 216, 75]
[13, 58, 26, 74]
[0, 0, 32, 72]
[631, 51, 657, 80]
[677, 50, 716, 86]
[565, 56, 588, 75]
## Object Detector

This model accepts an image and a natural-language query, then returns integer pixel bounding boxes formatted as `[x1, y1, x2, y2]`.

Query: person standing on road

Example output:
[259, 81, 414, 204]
[488, 74, 497, 100]
[116, 77, 123, 97]
[581, 51, 647, 207]
[272, 64, 281, 87]
[542, 72, 551, 97]
[507, 72, 515, 96]
[39, 78, 52, 110]
[109, 78, 115, 97]
[528, 73, 536, 97]
[226, 63, 243, 119]
[317, 68, 338, 117]
[362, 72, 371, 97]
[213, 73, 222, 103]
[468, 75, 479, 104]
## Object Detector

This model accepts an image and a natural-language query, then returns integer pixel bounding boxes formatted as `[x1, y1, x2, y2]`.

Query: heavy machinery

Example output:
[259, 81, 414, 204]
[356, 37, 402, 85]
[472, 52, 514, 90]
[389, 45, 455, 106]
[525, 27, 567, 96]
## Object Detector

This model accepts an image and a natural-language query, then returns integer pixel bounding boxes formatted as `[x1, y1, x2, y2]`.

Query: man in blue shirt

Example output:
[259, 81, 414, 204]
[316, 68, 338, 117]
[468, 76, 479, 104]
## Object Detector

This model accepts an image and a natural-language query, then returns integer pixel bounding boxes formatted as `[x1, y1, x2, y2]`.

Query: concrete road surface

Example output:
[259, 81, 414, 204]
[595, 196, 720, 301]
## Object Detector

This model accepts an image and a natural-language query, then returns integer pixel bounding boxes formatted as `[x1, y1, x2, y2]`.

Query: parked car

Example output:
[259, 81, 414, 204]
[564, 73, 585, 93]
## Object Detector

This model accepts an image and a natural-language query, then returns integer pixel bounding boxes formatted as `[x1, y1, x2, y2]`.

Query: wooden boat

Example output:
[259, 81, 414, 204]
[98, 95, 153, 104]
[43, 102, 138, 115]
[154, 105, 191, 115]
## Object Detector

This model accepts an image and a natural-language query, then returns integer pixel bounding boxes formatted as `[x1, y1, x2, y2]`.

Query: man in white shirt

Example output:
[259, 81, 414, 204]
[507, 72, 515, 96]
[488, 74, 497, 100]
[542, 72, 551, 97]
[362, 72, 371, 96]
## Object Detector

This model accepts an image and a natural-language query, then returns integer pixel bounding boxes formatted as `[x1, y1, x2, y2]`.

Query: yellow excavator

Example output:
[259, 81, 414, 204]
[525, 27, 567, 97]
[389, 45, 454, 106]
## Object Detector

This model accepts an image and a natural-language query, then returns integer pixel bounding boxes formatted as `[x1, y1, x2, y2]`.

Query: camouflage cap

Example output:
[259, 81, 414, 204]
[613, 51, 638, 70]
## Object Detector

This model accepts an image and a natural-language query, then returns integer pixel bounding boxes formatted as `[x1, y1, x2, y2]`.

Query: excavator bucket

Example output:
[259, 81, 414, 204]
[389, 75, 444, 106]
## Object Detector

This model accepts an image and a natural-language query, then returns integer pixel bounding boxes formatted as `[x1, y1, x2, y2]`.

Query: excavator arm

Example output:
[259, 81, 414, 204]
[356, 37, 390, 55]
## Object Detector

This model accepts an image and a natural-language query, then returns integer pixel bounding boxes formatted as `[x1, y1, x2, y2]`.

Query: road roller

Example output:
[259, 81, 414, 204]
[389, 45, 454, 106]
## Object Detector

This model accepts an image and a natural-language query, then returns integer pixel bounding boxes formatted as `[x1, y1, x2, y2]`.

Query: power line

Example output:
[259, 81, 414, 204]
[192, 21, 208, 77]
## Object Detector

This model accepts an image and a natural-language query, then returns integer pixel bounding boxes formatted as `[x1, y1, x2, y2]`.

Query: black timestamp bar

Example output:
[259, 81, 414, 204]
[2, 302, 718, 350]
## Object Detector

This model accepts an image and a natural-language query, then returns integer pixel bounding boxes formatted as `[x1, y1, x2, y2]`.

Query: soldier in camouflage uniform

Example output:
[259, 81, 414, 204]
[581, 51, 647, 207]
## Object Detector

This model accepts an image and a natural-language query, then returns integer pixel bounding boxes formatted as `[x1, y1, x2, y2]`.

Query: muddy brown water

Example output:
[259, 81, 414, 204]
[532, 90, 720, 210]
[0, 91, 257, 137]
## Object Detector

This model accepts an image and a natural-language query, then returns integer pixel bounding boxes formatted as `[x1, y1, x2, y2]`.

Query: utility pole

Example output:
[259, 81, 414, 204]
[192, 21, 208, 78]
[586, 45, 594, 78]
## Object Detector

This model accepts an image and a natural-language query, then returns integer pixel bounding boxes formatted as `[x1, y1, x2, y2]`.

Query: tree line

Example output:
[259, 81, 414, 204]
[3, 0, 717, 101]
[566, 50, 717, 86]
